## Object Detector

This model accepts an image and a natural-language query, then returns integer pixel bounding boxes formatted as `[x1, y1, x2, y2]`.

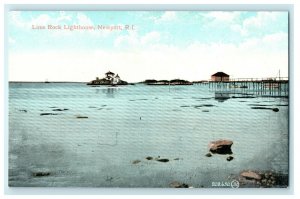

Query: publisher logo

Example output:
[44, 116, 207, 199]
[230, 180, 240, 188]
[211, 180, 239, 188]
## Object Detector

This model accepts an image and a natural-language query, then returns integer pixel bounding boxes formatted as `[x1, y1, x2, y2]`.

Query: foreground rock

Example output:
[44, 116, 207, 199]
[240, 171, 261, 180]
[209, 140, 233, 154]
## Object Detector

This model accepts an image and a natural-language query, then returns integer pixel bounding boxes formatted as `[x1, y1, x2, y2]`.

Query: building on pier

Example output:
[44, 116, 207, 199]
[211, 72, 230, 82]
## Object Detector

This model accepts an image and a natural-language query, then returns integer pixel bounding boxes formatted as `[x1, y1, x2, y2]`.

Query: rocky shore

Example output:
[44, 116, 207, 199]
[236, 170, 288, 188]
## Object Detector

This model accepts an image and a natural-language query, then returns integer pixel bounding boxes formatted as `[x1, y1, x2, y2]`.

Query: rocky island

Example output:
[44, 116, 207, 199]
[142, 79, 193, 85]
[87, 71, 128, 86]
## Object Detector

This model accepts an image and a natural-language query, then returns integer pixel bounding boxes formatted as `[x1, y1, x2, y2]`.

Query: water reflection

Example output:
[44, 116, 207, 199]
[215, 92, 230, 102]
[101, 87, 119, 98]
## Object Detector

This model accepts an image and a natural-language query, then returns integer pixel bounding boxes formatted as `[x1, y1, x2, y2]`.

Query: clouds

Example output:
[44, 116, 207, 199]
[8, 11, 120, 50]
[9, 11, 73, 28]
[77, 13, 94, 26]
[114, 31, 161, 48]
[262, 32, 288, 47]
[155, 11, 177, 23]
[30, 14, 51, 26]
[230, 12, 287, 37]
[9, 31, 288, 82]
[243, 12, 278, 28]
[8, 11, 288, 82]
[200, 11, 288, 41]
[205, 11, 240, 22]
[9, 11, 25, 28]
[8, 37, 16, 44]
[141, 31, 160, 45]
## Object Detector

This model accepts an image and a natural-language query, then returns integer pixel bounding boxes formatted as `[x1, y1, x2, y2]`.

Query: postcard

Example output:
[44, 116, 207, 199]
[8, 10, 289, 188]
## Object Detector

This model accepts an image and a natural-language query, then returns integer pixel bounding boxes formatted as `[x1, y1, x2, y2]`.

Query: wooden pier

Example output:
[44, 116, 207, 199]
[196, 77, 289, 97]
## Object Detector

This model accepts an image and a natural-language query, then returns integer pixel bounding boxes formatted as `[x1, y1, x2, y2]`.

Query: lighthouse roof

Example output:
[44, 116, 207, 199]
[105, 71, 115, 75]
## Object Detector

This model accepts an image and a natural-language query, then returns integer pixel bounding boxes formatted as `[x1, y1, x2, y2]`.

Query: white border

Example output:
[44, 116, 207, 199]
[1, 0, 299, 198]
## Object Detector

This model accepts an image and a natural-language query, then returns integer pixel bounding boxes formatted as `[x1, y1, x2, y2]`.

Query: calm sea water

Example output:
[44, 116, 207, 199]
[8, 83, 289, 187]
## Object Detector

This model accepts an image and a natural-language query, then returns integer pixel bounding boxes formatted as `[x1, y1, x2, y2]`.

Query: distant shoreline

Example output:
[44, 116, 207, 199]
[9, 81, 88, 83]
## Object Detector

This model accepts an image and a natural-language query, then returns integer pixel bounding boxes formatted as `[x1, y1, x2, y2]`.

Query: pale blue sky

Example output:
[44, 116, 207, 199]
[8, 11, 288, 82]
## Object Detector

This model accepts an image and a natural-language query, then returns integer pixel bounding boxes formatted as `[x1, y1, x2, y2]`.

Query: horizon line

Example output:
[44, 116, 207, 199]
[9, 77, 289, 84]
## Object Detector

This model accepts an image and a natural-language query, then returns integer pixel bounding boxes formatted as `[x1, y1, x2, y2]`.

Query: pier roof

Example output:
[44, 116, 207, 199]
[212, 72, 229, 77]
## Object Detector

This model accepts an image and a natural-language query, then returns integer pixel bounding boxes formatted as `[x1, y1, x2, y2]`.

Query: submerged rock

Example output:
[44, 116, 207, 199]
[205, 153, 212, 157]
[251, 107, 271, 110]
[202, 104, 215, 107]
[209, 140, 233, 155]
[32, 171, 51, 177]
[232, 96, 255, 99]
[274, 104, 288, 106]
[156, 158, 169, 163]
[146, 156, 153, 160]
[19, 109, 27, 113]
[52, 108, 69, 111]
[248, 104, 269, 106]
[40, 113, 58, 116]
[194, 104, 215, 108]
[76, 116, 88, 119]
[169, 181, 189, 188]
[226, 156, 234, 161]
[251, 107, 279, 112]
[132, 160, 141, 164]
